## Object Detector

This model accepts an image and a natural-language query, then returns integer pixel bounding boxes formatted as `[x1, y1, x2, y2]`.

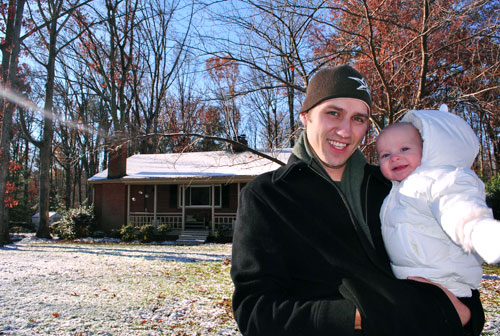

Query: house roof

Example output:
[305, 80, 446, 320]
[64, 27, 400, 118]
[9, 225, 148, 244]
[89, 149, 292, 184]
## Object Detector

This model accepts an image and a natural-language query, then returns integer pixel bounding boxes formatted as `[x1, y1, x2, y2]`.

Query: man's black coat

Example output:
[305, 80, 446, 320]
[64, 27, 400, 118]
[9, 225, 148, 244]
[231, 154, 483, 335]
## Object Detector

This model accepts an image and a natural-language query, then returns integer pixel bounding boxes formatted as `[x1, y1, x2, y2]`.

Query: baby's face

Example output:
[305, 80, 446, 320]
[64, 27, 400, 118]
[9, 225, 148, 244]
[377, 123, 423, 182]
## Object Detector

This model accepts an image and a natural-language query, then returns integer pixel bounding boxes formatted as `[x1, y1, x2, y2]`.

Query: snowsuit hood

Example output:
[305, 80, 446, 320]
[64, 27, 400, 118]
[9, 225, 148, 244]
[402, 107, 479, 169]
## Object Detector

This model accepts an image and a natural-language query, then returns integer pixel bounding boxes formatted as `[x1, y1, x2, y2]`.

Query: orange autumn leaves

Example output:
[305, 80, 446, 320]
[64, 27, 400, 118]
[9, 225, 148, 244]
[5, 161, 22, 208]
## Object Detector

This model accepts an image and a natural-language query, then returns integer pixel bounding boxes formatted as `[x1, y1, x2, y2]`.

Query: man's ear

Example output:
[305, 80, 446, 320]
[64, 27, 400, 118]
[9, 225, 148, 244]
[299, 112, 308, 126]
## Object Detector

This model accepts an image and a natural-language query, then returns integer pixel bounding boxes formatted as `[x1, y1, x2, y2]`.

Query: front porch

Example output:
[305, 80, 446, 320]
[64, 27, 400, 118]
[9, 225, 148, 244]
[126, 182, 242, 237]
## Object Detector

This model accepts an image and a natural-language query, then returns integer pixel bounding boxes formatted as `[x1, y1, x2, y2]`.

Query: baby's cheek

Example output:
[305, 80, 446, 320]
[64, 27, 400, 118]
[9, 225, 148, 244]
[380, 163, 392, 179]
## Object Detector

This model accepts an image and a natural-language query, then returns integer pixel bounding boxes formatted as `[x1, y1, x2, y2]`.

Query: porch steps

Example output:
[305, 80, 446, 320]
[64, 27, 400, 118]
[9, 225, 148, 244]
[176, 230, 209, 245]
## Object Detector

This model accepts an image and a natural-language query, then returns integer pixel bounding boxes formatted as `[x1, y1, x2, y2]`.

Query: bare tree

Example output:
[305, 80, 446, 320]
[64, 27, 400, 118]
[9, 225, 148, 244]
[245, 70, 288, 149]
[75, 0, 141, 134]
[201, 0, 325, 147]
[19, 0, 89, 238]
[130, 0, 193, 153]
[0, 0, 26, 245]
[205, 55, 242, 141]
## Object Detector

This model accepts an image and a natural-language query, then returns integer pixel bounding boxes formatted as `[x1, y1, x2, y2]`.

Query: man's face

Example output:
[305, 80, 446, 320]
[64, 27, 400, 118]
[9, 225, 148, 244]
[300, 97, 370, 181]
[376, 123, 423, 182]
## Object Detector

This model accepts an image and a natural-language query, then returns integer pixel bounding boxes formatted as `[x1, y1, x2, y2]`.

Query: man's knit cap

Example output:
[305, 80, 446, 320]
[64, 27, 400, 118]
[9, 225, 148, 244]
[300, 65, 371, 113]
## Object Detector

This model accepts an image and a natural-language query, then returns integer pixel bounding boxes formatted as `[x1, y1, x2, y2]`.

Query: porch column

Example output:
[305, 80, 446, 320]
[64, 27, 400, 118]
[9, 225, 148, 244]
[237, 182, 241, 204]
[211, 183, 215, 234]
[236, 183, 241, 230]
[181, 184, 186, 231]
[153, 184, 157, 225]
[127, 184, 130, 225]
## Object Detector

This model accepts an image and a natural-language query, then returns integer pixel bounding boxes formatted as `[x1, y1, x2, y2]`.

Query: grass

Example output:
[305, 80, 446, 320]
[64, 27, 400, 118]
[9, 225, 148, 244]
[1, 239, 499, 335]
[0, 241, 238, 335]
[479, 265, 500, 335]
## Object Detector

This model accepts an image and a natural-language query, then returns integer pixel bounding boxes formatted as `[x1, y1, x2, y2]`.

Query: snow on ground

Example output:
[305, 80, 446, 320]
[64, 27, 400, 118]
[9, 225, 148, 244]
[1, 236, 499, 335]
[0, 237, 239, 335]
[481, 266, 500, 336]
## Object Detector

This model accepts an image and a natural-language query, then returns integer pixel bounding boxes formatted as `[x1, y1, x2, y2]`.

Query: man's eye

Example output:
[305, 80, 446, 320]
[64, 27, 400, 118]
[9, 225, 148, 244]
[328, 111, 339, 117]
[353, 116, 366, 123]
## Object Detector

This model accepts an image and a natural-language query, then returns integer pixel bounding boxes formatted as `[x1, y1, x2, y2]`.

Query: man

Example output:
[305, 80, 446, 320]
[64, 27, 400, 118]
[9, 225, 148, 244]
[231, 65, 484, 335]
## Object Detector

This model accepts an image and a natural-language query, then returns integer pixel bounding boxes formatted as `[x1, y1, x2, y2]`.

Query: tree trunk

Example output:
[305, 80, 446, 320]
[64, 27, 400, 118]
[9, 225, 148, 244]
[36, 8, 59, 239]
[64, 162, 72, 209]
[287, 86, 295, 147]
[0, 101, 15, 245]
[0, 0, 26, 246]
[36, 137, 53, 238]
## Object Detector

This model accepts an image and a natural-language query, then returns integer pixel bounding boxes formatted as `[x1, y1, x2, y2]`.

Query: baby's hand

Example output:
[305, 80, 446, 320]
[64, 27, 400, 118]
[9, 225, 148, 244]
[471, 219, 500, 264]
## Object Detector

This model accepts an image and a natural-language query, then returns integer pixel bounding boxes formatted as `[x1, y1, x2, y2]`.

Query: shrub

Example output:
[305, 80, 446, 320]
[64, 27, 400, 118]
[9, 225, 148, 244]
[52, 205, 96, 240]
[214, 224, 233, 243]
[486, 174, 500, 220]
[108, 229, 122, 239]
[120, 223, 174, 242]
[8, 203, 35, 231]
[155, 223, 172, 241]
[120, 223, 138, 242]
[139, 224, 155, 243]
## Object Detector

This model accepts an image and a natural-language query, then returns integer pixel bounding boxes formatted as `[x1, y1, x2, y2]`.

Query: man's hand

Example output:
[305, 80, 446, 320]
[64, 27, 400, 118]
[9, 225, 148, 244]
[355, 309, 362, 329]
[408, 276, 471, 326]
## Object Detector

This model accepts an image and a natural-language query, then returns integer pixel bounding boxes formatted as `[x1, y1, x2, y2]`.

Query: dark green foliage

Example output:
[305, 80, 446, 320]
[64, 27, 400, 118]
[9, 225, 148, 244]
[8, 203, 35, 231]
[486, 174, 500, 220]
[213, 224, 233, 243]
[155, 223, 172, 241]
[120, 222, 173, 242]
[50, 193, 65, 212]
[52, 205, 96, 240]
[120, 223, 139, 242]
[139, 224, 155, 243]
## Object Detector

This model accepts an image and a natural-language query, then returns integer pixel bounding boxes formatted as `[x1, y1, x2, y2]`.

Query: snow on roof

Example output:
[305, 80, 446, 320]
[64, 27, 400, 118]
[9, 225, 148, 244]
[89, 149, 292, 182]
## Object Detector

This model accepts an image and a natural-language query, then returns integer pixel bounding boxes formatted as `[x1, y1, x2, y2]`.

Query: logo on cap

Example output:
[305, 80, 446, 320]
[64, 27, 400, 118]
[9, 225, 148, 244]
[348, 76, 371, 96]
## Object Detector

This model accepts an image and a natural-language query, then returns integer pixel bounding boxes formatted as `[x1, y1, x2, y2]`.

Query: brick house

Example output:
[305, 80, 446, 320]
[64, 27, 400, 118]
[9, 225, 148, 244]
[89, 147, 291, 238]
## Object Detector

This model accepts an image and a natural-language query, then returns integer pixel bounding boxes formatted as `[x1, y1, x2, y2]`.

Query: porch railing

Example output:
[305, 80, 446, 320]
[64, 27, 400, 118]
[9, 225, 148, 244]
[214, 213, 237, 227]
[129, 212, 183, 230]
[128, 212, 236, 233]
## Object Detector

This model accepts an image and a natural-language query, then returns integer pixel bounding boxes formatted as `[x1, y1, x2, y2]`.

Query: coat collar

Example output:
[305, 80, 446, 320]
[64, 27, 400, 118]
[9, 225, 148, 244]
[271, 154, 306, 184]
[272, 153, 389, 187]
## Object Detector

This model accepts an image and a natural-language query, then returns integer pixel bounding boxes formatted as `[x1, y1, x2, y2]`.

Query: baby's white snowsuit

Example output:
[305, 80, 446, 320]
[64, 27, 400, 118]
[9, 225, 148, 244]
[380, 108, 500, 297]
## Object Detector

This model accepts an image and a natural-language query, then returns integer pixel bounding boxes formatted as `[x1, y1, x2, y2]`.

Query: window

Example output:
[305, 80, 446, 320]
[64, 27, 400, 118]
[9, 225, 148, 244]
[179, 185, 221, 207]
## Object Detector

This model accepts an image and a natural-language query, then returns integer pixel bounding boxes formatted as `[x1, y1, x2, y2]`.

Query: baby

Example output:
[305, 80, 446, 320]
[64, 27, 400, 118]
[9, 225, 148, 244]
[376, 107, 500, 299]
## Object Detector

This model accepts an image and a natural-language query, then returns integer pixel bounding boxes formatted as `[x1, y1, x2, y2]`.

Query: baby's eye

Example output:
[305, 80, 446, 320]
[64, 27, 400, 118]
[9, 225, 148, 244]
[380, 153, 390, 159]
[401, 147, 409, 152]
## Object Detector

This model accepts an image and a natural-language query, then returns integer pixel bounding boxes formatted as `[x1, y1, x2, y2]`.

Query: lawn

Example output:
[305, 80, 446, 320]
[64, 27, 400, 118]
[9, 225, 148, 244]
[0, 238, 499, 335]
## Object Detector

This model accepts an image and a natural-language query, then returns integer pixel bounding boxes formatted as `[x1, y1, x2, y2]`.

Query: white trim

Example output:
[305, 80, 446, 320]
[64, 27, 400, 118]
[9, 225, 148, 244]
[153, 185, 157, 225]
[211, 183, 215, 233]
[127, 184, 131, 225]
[181, 185, 186, 231]
[237, 182, 241, 206]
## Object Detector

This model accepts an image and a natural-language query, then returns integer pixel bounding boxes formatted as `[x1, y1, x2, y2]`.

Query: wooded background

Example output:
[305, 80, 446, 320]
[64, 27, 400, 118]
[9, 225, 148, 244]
[1, 0, 499, 243]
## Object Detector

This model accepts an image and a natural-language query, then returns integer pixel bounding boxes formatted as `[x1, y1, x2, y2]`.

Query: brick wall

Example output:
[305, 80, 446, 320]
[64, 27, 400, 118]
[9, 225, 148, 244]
[94, 183, 127, 231]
